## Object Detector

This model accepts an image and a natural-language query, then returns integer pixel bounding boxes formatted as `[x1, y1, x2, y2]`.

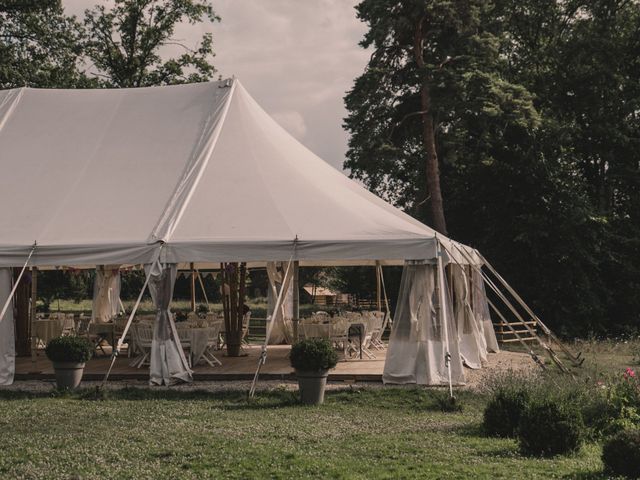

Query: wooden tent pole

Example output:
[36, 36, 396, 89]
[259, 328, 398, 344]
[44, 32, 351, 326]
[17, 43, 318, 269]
[190, 262, 196, 312]
[29, 267, 39, 373]
[375, 260, 381, 312]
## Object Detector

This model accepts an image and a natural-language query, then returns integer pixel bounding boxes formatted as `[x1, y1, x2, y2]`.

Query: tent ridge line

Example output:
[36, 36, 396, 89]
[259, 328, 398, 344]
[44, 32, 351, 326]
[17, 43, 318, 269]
[147, 79, 238, 244]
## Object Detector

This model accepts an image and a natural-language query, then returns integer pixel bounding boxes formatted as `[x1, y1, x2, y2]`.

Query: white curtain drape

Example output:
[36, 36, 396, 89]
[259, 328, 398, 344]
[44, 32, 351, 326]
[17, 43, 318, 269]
[91, 265, 121, 323]
[145, 262, 192, 385]
[0, 268, 14, 385]
[383, 262, 465, 385]
[451, 265, 485, 369]
[266, 261, 293, 344]
[472, 269, 500, 353]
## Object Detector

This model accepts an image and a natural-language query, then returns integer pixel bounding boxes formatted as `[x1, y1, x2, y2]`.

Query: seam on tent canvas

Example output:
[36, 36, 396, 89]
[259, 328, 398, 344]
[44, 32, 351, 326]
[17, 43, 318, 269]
[0, 88, 25, 138]
[148, 80, 237, 244]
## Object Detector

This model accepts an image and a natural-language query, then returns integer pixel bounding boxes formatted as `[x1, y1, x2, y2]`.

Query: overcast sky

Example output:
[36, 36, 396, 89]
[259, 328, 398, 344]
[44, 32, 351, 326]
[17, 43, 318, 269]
[62, 0, 370, 171]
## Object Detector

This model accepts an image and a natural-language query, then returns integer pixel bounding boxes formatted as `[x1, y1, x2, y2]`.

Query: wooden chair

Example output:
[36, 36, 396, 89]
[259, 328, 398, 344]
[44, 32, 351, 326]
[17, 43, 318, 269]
[129, 323, 153, 368]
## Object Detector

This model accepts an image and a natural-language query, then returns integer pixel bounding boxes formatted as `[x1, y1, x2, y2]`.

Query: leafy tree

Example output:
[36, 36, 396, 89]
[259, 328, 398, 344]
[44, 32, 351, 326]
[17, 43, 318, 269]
[345, 0, 539, 234]
[347, 0, 640, 334]
[83, 0, 219, 87]
[0, 0, 92, 88]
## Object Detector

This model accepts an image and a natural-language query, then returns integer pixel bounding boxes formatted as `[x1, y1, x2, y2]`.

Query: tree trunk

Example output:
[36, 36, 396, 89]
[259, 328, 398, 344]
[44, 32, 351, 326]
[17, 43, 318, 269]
[414, 17, 448, 235]
[222, 262, 247, 357]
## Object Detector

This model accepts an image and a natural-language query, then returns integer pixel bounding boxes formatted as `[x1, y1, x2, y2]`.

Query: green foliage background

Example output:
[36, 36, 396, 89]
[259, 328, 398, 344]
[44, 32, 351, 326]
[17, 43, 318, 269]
[345, 0, 640, 336]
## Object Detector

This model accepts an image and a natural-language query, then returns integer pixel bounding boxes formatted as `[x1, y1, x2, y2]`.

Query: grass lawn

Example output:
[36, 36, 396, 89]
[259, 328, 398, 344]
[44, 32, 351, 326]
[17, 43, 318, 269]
[0, 386, 609, 479]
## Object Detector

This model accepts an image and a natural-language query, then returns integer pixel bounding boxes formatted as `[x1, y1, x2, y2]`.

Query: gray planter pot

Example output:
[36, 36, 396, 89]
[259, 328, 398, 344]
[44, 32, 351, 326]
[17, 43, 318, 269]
[52, 362, 85, 390]
[296, 369, 329, 405]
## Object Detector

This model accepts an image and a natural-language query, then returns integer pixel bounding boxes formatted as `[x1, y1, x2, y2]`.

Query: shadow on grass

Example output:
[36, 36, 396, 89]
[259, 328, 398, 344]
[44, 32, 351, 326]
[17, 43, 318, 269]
[0, 386, 301, 409]
[561, 471, 608, 479]
[0, 385, 489, 415]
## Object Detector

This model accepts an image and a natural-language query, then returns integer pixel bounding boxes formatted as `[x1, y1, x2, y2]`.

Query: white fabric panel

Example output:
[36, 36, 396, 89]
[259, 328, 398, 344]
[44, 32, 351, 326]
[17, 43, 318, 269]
[451, 265, 485, 369]
[472, 269, 500, 353]
[383, 263, 465, 386]
[91, 266, 121, 323]
[0, 268, 14, 385]
[145, 262, 192, 385]
[266, 262, 293, 344]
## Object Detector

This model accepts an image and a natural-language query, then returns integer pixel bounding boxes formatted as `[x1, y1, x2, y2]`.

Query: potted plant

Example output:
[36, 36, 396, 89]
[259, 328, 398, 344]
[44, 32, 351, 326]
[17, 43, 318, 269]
[45, 336, 93, 390]
[289, 338, 338, 405]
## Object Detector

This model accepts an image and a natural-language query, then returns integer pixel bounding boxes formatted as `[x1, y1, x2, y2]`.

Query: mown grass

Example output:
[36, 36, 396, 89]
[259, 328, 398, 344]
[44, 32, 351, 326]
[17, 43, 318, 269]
[0, 386, 609, 479]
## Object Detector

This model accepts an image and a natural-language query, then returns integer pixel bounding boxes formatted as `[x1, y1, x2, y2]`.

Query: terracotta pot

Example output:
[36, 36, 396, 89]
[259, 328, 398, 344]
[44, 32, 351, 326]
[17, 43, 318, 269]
[296, 369, 329, 405]
[52, 362, 85, 390]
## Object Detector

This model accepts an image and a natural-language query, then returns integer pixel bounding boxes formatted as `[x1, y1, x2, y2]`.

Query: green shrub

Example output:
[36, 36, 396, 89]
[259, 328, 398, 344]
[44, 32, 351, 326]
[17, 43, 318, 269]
[483, 388, 529, 437]
[602, 429, 640, 478]
[518, 398, 584, 457]
[45, 336, 93, 363]
[290, 339, 338, 372]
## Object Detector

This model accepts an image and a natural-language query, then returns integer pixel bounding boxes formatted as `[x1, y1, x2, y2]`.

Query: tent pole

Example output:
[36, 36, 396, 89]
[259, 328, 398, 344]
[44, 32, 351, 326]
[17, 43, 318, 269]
[101, 246, 164, 389]
[435, 239, 454, 398]
[249, 257, 293, 398]
[478, 253, 582, 365]
[0, 243, 36, 328]
[443, 243, 547, 371]
[195, 269, 210, 310]
[292, 261, 299, 342]
[376, 260, 381, 312]
[29, 266, 39, 373]
[190, 262, 196, 312]
[446, 243, 571, 373]
[486, 297, 546, 370]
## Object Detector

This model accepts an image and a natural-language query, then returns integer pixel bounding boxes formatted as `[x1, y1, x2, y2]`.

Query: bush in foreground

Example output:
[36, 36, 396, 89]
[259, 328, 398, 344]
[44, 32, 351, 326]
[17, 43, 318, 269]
[518, 398, 584, 457]
[483, 388, 529, 437]
[602, 429, 640, 478]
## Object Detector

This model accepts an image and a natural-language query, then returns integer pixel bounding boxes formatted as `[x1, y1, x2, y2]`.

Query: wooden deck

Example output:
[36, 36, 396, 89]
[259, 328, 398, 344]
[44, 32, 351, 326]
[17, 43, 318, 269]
[15, 344, 387, 382]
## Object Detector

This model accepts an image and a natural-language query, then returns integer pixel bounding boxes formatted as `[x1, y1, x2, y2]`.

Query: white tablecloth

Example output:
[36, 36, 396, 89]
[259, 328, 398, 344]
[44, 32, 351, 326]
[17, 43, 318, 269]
[34, 319, 64, 344]
[178, 327, 217, 366]
[301, 323, 331, 339]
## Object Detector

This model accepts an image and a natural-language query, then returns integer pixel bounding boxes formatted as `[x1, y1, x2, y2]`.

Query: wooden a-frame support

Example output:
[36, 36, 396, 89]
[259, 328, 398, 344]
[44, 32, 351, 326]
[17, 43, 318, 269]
[446, 242, 581, 374]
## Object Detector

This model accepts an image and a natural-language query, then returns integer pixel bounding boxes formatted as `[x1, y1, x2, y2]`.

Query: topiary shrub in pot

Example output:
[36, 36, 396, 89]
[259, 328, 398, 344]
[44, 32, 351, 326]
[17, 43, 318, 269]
[290, 338, 338, 405]
[602, 429, 640, 478]
[518, 397, 585, 457]
[45, 336, 93, 390]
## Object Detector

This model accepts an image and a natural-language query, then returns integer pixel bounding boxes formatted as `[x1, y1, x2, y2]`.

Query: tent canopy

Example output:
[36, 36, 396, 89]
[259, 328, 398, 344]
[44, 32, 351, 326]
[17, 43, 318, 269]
[0, 79, 478, 267]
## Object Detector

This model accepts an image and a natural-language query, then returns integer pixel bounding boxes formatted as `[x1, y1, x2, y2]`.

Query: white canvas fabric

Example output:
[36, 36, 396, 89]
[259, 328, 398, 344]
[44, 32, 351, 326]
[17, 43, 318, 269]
[0, 268, 14, 385]
[91, 266, 121, 323]
[0, 79, 489, 386]
[145, 262, 192, 385]
[451, 265, 486, 369]
[472, 269, 500, 353]
[383, 262, 465, 386]
[0, 80, 480, 267]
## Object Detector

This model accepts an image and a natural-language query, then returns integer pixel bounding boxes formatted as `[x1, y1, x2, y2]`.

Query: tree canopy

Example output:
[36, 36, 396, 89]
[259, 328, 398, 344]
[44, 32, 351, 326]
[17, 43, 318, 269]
[346, 0, 640, 335]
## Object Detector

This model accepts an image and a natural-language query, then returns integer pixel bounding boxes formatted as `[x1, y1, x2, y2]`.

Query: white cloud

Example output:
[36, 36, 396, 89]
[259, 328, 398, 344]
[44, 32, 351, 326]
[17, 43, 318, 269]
[271, 110, 307, 139]
[63, 0, 371, 170]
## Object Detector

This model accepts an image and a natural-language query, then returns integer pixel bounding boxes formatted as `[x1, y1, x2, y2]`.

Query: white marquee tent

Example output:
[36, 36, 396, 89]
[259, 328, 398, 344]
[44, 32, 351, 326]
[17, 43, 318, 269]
[0, 78, 497, 387]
